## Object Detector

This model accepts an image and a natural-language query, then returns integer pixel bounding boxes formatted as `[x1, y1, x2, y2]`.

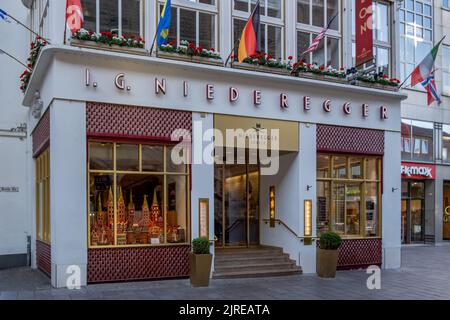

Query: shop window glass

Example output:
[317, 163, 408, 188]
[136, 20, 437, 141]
[142, 145, 164, 172]
[166, 175, 189, 243]
[36, 149, 51, 243]
[443, 125, 450, 164]
[317, 181, 330, 234]
[333, 156, 347, 179]
[317, 154, 330, 178]
[365, 183, 379, 237]
[349, 158, 362, 179]
[167, 146, 188, 173]
[89, 142, 113, 170]
[317, 154, 381, 238]
[88, 142, 190, 248]
[117, 174, 165, 245]
[365, 158, 379, 180]
[116, 143, 139, 171]
[89, 173, 114, 246]
[411, 181, 425, 198]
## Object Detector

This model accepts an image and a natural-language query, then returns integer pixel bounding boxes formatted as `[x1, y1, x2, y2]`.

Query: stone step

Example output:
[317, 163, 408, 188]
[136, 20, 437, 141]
[215, 261, 297, 273]
[215, 255, 290, 265]
[215, 247, 283, 255]
[213, 267, 303, 279]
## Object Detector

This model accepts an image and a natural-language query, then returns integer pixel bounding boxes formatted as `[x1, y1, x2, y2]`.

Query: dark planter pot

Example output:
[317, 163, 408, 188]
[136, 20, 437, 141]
[189, 253, 213, 287]
[316, 248, 339, 278]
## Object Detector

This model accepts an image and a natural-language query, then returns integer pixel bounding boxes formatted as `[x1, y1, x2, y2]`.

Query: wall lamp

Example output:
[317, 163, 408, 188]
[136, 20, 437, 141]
[269, 186, 276, 228]
[392, 187, 399, 193]
[304, 200, 313, 245]
[31, 91, 43, 119]
[306, 185, 313, 191]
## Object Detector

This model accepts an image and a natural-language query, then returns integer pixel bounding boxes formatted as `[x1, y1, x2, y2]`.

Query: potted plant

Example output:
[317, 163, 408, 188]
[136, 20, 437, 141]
[190, 237, 212, 287]
[316, 232, 342, 278]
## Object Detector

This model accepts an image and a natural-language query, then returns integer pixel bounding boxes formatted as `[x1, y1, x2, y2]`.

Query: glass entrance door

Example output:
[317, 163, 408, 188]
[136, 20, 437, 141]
[401, 200, 408, 244]
[410, 199, 424, 242]
[214, 163, 260, 248]
[401, 181, 425, 244]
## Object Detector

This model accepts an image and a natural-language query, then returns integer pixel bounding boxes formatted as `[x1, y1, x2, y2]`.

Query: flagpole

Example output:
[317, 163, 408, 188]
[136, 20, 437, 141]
[224, 39, 240, 67]
[6, 13, 51, 44]
[149, 31, 159, 56]
[0, 48, 32, 71]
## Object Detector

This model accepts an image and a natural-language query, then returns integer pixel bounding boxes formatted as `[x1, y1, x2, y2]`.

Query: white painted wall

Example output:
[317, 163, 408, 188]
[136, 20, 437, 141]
[0, 1, 31, 261]
[382, 130, 402, 269]
[260, 123, 317, 274]
[49, 100, 87, 288]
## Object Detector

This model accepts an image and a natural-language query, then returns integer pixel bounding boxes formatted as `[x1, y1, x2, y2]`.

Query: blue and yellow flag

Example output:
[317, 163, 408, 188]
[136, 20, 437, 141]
[157, 0, 172, 47]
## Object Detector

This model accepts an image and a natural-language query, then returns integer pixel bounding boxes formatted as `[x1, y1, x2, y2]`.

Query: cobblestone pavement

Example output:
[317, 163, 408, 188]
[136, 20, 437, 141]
[1, 245, 449, 300]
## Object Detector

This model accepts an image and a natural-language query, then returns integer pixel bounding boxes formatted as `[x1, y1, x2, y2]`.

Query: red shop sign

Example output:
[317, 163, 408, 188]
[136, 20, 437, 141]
[355, 0, 374, 66]
[401, 162, 435, 180]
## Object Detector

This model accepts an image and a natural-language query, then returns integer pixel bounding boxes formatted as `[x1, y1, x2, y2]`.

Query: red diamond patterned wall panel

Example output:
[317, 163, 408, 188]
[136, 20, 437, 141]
[87, 245, 191, 283]
[36, 240, 51, 277]
[317, 125, 384, 155]
[86, 102, 192, 141]
[32, 109, 50, 157]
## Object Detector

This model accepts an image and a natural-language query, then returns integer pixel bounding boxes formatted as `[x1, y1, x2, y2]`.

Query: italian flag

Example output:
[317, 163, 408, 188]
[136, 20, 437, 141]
[411, 38, 444, 87]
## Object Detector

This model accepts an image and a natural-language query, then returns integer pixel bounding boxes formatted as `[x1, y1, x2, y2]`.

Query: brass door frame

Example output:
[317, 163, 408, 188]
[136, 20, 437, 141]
[216, 161, 261, 249]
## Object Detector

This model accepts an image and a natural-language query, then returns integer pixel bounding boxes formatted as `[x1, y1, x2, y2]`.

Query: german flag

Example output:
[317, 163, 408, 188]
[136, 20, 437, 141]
[238, 1, 261, 63]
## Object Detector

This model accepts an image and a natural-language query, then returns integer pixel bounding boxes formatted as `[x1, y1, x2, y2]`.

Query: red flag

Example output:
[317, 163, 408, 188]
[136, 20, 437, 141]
[355, 0, 373, 66]
[66, 0, 84, 33]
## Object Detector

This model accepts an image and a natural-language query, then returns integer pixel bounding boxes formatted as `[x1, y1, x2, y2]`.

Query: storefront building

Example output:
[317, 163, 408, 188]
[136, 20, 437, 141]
[19, 0, 407, 287]
[399, 0, 450, 245]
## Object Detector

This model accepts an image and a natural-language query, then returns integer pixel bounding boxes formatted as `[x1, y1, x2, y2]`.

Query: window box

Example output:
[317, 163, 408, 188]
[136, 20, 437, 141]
[70, 39, 148, 55]
[157, 50, 224, 67]
[296, 71, 347, 85]
[355, 80, 399, 92]
[232, 62, 291, 76]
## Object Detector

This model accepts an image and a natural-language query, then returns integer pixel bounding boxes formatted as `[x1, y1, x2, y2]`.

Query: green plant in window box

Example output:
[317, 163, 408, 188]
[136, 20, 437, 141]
[316, 232, 342, 278]
[190, 237, 212, 287]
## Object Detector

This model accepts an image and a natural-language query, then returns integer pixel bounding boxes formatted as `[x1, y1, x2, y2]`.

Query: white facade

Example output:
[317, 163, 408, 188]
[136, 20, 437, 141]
[0, 1, 31, 269]
[0, 0, 420, 286]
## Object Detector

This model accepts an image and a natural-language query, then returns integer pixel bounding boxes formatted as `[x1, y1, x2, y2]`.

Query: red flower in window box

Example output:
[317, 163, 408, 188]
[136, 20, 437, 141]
[288, 55, 293, 60]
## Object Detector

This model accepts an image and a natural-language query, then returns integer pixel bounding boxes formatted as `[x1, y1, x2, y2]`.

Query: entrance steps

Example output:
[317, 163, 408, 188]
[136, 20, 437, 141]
[213, 246, 302, 279]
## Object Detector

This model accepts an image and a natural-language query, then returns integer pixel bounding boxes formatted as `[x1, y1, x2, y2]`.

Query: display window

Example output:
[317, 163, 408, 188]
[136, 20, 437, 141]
[88, 141, 190, 247]
[36, 148, 51, 243]
[316, 154, 382, 238]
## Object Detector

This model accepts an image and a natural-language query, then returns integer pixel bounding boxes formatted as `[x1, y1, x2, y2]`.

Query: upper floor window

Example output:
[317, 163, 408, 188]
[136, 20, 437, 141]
[443, 46, 450, 96]
[159, 0, 218, 50]
[31, 0, 49, 39]
[81, 0, 144, 37]
[443, 125, 450, 163]
[351, 0, 391, 76]
[399, 0, 433, 83]
[401, 119, 434, 162]
[233, 0, 284, 59]
[444, 0, 449, 9]
[296, 0, 341, 67]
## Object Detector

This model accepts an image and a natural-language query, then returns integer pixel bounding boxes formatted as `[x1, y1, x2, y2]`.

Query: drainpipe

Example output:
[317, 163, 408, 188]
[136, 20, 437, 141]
[26, 234, 31, 267]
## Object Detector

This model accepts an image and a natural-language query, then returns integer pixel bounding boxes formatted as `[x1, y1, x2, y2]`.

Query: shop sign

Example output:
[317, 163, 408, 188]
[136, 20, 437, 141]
[85, 69, 390, 120]
[0, 186, 19, 192]
[401, 162, 435, 180]
[355, 0, 374, 66]
[444, 207, 450, 223]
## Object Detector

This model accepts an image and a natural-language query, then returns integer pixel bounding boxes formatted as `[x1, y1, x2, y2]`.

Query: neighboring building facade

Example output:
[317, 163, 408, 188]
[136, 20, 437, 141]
[0, 2, 31, 269]
[5, 0, 436, 287]
[399, 0, 450, 244]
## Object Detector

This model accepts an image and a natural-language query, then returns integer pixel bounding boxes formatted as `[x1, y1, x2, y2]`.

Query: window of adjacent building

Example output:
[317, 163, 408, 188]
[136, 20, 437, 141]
[30, 0, 50, 39]
[350, 0, 391, 75]
[443, 125, 450, 163]
[399, 0, 433, 84]
[159, 0, 218, 50]
[233, 0, 284, 59]
[296, 0, 341, 67]
[88, 142, 190, 247]
[36, 149, 50, 243]
[444, 0, 450, 9]
[443, 46, 450, 95]
[316, 154, 381, 238]
[401, 119, 434, 162]
[81, 0, 144, 37]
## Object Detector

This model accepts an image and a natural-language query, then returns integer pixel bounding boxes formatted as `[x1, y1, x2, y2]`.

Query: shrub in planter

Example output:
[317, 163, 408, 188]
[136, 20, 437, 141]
[190, 237, 212, 287]
[317, 232, 342, 278]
